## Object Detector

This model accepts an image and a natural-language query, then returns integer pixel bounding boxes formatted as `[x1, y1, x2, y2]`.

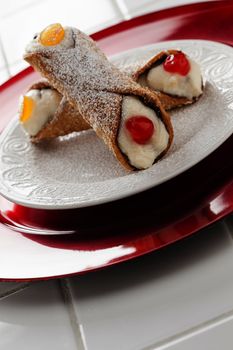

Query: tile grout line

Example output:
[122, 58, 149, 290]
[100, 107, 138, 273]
[116, 0, 207, 19]
[86, 18, 124, 36]
[112, 0, 132, 20]
[59, 279, 87, 350]
[0, 35, 11, 77]
[113, 0, 161, 19]
[141, 307, 233, 350]
[114, 0, 211, 20]
[0, 282, 31, 300]
[222, 217, 233, 241]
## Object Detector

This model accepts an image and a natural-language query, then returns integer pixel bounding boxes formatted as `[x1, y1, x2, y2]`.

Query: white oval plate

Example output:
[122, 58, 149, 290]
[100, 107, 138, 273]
[0, 40, 233, 209]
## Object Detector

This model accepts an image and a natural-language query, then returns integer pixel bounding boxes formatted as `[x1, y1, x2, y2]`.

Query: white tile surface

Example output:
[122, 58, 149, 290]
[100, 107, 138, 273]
[0, 68, 9, 85]
[0, 38, 7, 70]
[224, 215, 233, 241]
[163, 313, 233, 350]
[0, 282, 29, 299]
[0, 50, 4, 70]
[0, 34, 10, 83]
[68, 221, 233, 350]
[0, 280, 77, 350]
[0, 2, 233, 348]
[0, 0, 123, 67]
[0, 0, 39, 19]
[119, 0, 213, 18]
[9, 60, 28, 77]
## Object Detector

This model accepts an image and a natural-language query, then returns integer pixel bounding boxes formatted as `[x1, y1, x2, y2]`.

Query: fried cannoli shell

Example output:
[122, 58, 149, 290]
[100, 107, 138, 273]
[26, 50, 197, 144]
[28, 80, 90, 143]
[133, 49, 201, 110]
[24, 27, 173, 170]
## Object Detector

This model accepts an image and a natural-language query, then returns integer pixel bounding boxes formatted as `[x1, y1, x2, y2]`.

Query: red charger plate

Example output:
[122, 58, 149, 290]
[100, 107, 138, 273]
[0, 0, 233, 281]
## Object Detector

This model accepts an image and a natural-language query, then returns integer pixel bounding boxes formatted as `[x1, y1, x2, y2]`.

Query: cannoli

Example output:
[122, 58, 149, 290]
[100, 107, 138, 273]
[23, 23, 173, 170]
[20, 48, 202, 142]
[19, 79, 89, 142]
[133, 50, 203, 110]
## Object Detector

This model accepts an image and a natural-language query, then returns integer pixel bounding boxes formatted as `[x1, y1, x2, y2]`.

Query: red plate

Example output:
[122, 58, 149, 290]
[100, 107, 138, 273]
[0, 0, 233, 281]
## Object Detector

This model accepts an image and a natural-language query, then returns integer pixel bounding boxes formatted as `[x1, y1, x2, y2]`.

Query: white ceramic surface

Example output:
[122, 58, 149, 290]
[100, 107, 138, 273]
[68, 221, 233, 350]
[1, 3, 233, 350]
[164, 316, 233, 350]
[0, 282, 28, 299]
[0, 0, 122, 68]
[0, 218, 233, 350]
[0, 281, 77, 350]
[0, 40, 233, 209]
[120, 0, 213, 18]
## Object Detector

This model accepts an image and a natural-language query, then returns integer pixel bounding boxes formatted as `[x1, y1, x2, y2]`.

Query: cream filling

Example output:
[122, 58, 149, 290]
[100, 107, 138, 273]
[118, 96, 169, 169]
[19, 89, 62, 136]
[145, 58, 202, 99]
[25, 26, 74, 53]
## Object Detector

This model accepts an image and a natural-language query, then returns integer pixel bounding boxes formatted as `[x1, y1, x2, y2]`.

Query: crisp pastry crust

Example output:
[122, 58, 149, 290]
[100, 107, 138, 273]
[24, 27, 173, 170]
[133, 49, 203, 110]
[25, 49, 202, 144]
[28, 80, 90, 142]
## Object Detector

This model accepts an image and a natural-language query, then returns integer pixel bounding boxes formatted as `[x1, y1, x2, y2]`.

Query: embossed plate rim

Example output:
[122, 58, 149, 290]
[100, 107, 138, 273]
[0, 39, 233, 209]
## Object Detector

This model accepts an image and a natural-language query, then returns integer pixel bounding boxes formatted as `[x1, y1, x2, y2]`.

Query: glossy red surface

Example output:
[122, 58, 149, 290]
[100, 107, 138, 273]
[0, 0, 233, 280]
[125, 116, 155, 144]
[93, 0, 233, 54]
[163, 52, 190, 76]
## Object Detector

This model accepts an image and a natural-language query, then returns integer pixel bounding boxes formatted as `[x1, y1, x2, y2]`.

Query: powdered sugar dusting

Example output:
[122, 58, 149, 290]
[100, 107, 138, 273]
[24, 27, 172, 169]
[25, 26, 75, 53]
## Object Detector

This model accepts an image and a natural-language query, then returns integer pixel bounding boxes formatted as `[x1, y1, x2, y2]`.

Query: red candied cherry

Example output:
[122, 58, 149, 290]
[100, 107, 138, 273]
[163, 52, 190, 76]
[125, 116, 155, 145]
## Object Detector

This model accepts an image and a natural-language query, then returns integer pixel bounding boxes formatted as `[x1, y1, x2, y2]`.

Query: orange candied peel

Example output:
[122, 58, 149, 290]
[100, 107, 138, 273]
[20, 96, 35, 123]
[39, 23, 65, 46]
